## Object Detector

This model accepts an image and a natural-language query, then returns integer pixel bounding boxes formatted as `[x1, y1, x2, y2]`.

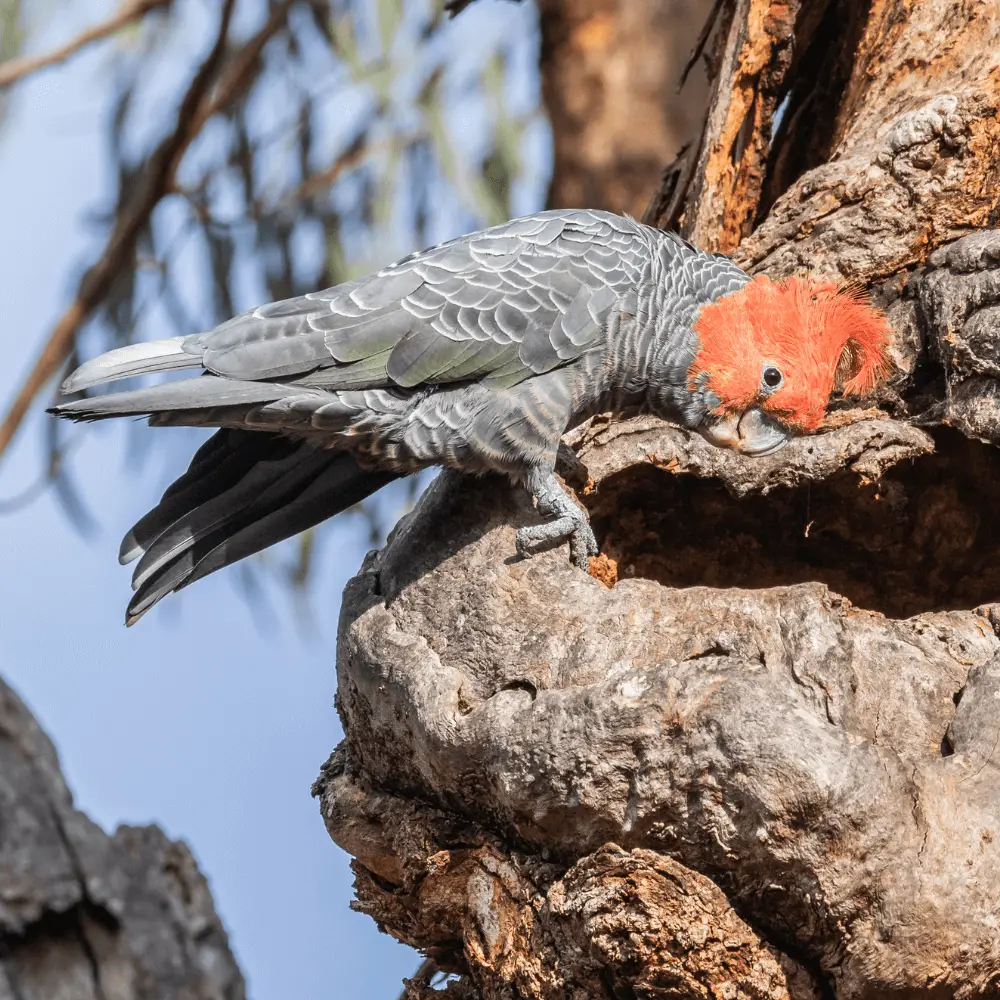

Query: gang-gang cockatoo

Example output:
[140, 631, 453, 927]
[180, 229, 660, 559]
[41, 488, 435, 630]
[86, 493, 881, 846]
[52, 210, 891, 623]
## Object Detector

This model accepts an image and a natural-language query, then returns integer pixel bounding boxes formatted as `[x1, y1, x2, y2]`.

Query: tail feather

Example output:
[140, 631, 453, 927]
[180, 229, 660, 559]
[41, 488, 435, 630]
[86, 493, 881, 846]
[130, 444, 331, 592]
[127, 456, 396, 623]
[122, 430, 398, 625]
[180, 463, 396, 589]
[61, 337, 199, 393]
[49, 377, 301, 422]
[119, 430, 291, 563]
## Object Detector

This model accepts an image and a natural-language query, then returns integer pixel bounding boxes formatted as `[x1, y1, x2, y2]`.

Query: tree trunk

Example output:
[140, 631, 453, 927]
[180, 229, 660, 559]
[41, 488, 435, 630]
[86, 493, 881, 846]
[538, 0, 713, 217]
[0, 678, 245, 1000]
[317, 2, 1000, 997]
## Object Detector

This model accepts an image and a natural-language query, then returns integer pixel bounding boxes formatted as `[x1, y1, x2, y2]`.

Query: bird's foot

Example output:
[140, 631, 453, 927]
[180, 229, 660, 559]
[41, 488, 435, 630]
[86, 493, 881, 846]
[516, 516, 597, 567]
[517, 467, 598, 568]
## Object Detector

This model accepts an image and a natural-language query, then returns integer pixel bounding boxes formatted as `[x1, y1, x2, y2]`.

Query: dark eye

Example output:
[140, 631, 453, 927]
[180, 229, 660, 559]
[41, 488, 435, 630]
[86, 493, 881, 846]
[763, 366, 783, 388]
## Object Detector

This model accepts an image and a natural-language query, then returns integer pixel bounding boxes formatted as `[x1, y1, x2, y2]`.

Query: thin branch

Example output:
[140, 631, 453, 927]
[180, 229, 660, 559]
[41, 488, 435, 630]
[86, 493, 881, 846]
[0, 0, 296, 466]
[443, 0, 521, 17]
[189, 0, 295, 134]
[264, 135, 382, 215]
[442, 0, 478, 15]
[678, 0, 727, 90]
[0, 0, 171, 89]
[181, 124, 383, 223]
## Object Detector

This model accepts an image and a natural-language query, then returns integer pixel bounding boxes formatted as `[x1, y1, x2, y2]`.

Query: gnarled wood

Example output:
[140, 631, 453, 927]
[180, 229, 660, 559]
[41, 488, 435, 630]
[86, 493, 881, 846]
[319, 406, 1000, 996]
[320, 2, 1000, 996]
[648, 0, 1000, 276]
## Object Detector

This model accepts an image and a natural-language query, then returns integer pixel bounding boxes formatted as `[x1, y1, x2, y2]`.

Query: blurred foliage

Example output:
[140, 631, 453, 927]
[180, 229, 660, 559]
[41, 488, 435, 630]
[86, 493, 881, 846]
[0, 0, 23, 122]
[0, 0, 22, 62]
[3, 0, 546, 605]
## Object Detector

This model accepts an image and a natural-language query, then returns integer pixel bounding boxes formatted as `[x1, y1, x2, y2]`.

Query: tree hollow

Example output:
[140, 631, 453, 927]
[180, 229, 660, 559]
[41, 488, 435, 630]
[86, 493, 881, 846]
[588, 429, 1000, 619]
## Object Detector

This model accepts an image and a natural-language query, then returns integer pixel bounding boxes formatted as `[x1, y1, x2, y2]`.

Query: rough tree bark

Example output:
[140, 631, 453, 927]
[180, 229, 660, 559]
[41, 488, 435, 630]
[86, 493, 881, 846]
[316, 2, 1000, 998]
[0, 678, 245, 1000]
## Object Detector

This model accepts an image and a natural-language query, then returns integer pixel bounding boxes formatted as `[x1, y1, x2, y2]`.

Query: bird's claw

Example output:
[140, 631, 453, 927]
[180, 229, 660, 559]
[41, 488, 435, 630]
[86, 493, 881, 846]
[518, 466, 598, 568]
[516, 516, 597, 568]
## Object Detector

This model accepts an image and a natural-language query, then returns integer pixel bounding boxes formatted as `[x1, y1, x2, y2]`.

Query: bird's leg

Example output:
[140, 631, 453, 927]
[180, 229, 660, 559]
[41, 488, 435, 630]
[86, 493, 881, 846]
[516, 467, 597, 568]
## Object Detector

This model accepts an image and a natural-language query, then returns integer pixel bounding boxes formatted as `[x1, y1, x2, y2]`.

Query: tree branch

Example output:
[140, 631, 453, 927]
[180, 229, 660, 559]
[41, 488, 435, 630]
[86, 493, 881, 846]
[318, 4, 1000, 996]
[0, 0, 171, 89]
[0, 0, 297, 466]
[270, 136, 381, 213]
[188, 0, 295, 135]
[0, 674, 245, 994]
[677, 0, 727, 90]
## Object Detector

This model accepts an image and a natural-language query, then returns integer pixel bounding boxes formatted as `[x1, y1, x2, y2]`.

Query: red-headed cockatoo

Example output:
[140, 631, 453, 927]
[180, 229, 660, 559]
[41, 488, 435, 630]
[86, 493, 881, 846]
[52, 210, 891, 623]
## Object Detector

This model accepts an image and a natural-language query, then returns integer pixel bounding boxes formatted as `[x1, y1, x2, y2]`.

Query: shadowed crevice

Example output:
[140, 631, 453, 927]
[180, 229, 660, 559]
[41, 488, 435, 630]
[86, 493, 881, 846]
[586, 428, 1000, 619]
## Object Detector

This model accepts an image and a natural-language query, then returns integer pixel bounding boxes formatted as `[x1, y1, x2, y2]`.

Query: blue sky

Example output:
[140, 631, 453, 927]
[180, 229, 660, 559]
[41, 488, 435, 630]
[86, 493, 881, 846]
[0, 1, 544, 996]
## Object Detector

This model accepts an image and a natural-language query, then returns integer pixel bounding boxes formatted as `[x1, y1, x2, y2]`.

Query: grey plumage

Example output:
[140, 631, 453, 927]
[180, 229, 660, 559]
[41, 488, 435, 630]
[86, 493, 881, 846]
[51, 209, 752, 622]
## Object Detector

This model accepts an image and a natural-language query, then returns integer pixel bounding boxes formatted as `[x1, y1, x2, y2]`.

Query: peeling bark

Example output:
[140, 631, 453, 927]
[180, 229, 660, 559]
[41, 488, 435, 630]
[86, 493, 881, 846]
[321, 2, 1000, 997]
[648, 0, 1000, 271]
[0, 679, 244, 1000]
[663, 0, 805, 252]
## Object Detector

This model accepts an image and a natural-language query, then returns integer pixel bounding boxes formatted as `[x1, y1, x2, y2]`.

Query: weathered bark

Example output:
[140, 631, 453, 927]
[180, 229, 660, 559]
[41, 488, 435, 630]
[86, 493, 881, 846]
[0, 678, 244, 1000]
[319, 406, 1000, 997]
[647, 0, 1000, 271]
[539, 0, 713, 217]
[319, 2, 1000, 998]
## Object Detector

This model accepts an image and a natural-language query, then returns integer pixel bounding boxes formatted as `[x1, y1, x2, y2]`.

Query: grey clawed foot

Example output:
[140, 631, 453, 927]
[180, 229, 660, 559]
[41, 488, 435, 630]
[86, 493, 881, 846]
[517, 467, 598, 568]
[569, 519, 599, 567]
[515, 516, 597, 567]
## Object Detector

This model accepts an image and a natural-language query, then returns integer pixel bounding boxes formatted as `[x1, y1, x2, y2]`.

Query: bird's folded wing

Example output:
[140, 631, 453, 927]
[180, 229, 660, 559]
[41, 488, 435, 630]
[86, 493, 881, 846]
[182, 209, 650, 393]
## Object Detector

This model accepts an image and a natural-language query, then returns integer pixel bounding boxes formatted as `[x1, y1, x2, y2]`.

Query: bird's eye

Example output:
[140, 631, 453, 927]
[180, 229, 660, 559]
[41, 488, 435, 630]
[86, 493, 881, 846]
[762, 366, 783, 389]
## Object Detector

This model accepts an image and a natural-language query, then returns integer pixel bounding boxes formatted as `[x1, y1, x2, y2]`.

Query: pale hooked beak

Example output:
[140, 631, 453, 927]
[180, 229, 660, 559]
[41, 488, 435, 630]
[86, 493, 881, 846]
[699, 408, 791, 456]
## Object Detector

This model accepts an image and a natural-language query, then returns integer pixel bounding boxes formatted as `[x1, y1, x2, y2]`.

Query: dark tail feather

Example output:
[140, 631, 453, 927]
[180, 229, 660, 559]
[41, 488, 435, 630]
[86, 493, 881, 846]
[120, 430, 294, 563]
[48, 377, 292, 422]
[123, 430, 398, 625]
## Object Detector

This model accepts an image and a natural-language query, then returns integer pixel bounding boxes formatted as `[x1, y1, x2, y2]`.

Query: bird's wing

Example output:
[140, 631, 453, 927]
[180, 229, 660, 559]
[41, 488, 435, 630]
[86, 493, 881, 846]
[188, 209, 648, 392]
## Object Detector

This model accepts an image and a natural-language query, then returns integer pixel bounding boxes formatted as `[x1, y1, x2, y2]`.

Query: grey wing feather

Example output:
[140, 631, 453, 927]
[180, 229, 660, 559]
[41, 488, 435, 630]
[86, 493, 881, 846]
[60, 210, 651, 403]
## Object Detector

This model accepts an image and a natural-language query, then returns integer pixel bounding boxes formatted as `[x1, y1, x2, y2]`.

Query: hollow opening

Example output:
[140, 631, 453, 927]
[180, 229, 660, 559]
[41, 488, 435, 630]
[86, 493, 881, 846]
[585, 429, 1000, 619]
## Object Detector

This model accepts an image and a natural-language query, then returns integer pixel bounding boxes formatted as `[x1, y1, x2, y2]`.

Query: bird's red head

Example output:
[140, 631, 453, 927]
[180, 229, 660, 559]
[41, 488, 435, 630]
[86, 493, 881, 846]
[689, 275, 892, 442]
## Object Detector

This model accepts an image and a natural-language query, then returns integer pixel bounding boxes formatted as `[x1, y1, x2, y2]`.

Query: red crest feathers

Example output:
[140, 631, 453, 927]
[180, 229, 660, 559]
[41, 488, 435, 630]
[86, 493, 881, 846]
[689, 275, 892, 431]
